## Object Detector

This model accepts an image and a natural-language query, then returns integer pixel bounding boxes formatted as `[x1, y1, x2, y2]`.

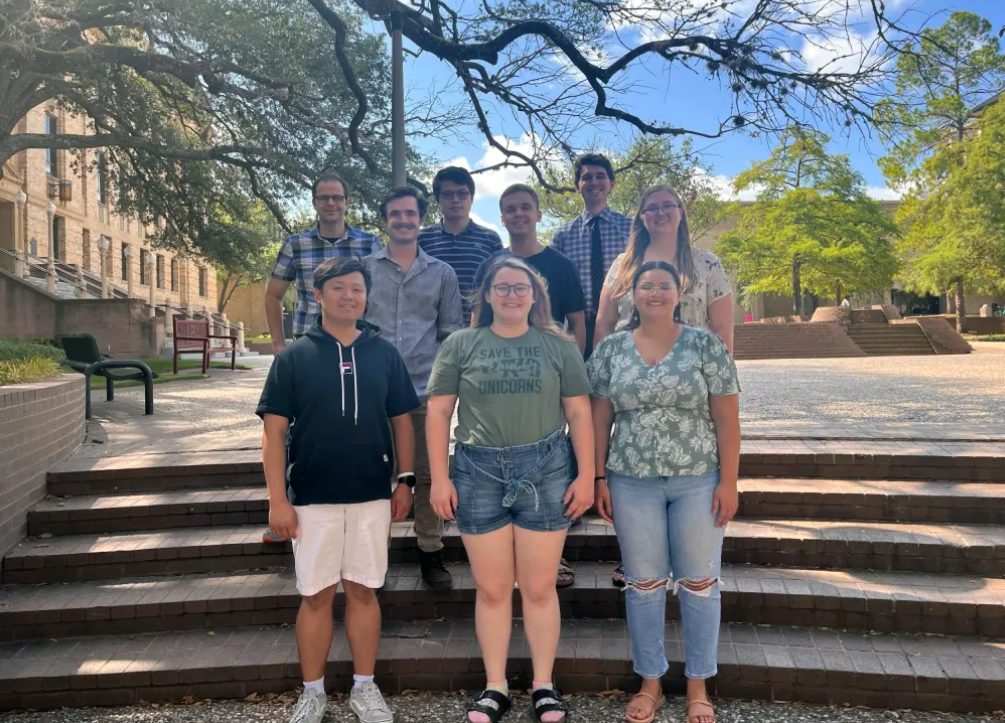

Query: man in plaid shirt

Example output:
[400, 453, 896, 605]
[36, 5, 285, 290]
[265, 172, 381, 353]
[550, 153, 632, 358]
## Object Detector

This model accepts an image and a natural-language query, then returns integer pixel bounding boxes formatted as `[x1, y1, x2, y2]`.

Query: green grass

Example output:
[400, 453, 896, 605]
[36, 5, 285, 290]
[0, 339, 63, 363]
[61, 358, 252, 389]
[963, 333, 1005, 342]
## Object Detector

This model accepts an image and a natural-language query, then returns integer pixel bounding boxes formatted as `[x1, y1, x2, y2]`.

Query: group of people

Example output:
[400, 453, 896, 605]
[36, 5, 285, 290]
[256, 155, 742, 723]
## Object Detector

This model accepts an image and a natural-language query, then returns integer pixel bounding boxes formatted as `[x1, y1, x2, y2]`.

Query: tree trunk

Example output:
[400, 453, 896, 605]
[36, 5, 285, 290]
[835, 281, 842, 306]
[792, 260, 802, 316]
[953, 277, 968, 334]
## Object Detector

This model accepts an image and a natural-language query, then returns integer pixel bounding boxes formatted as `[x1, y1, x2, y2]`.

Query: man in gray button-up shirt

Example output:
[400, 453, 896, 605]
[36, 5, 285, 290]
[365, 187, 462, 590]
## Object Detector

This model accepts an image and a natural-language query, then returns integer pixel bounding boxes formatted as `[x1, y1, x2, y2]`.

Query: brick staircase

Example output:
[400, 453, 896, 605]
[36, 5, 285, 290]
[733, 323, 865, 360]
[3, 452, 1005, 712]
[847, 322, 936, 357]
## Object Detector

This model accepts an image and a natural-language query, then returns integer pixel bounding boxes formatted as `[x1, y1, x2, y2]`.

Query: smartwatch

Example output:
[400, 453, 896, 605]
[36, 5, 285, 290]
[397, 472, 417, 489]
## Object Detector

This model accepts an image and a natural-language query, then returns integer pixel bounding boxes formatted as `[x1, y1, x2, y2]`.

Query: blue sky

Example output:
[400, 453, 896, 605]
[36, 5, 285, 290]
[392, 1, 1005, 235]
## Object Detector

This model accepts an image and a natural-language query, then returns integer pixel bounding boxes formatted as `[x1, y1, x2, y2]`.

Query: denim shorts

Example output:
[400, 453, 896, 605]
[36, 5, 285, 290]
[452, 428, 575, 535]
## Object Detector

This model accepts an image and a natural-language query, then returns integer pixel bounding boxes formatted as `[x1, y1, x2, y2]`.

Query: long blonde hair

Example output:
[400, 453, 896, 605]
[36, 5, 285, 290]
[471, 256, 571, 340]
[612, 184, 695, 299]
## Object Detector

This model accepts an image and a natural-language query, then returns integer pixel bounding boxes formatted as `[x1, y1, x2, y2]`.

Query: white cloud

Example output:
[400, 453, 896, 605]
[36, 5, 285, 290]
[800, 29, 880, 74]
[469, 210, 504, 238]
[444, 134, 539, 202]
[866, 186, 901, 201]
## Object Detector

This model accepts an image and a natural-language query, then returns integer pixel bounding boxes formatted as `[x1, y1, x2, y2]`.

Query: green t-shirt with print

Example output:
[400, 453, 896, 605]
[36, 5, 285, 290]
[587, 326, 740, 479]
[427, 326, 591, 448]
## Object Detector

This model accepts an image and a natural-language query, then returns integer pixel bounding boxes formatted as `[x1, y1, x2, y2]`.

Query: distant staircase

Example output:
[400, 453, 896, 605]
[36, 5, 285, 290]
[847, 321, 936, 357]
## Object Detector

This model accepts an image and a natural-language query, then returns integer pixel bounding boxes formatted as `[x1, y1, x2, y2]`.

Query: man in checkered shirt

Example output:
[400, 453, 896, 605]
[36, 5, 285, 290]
[550, 153, 632, 358]
[265, 172, 381, 354]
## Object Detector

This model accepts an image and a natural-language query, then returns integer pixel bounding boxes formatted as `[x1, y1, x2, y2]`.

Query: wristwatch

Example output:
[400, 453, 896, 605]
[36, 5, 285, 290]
[396, 472, 417, 489]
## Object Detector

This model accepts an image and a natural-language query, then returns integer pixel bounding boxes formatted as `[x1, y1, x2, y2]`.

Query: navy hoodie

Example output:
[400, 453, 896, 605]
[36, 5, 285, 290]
[256, 318, 420, 505]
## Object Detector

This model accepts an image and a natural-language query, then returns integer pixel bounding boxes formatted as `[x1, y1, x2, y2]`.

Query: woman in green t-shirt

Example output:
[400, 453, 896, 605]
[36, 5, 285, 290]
[588, 261, 741, 723]
[426, 257, 595, 723]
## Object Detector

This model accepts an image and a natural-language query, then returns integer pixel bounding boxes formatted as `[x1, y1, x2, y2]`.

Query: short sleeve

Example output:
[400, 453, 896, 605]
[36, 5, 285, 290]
[562, 258, 587, 314]
[559, 340, 592, 398]
[271, 240, 296, 282]
[701, 332, 740, 397]
[703, 253, 732, 305]
[426, 332, 462, 397]
[385, 346, 420, 417]
[255, 352, 295, 419]
[603, 254, 624, 289]
[585, 336, 614, 399]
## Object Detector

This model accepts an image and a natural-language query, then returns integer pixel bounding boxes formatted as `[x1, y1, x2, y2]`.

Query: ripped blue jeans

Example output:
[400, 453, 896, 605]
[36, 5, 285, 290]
[452, 428, 574, 535]
[608, 470, 724, 680]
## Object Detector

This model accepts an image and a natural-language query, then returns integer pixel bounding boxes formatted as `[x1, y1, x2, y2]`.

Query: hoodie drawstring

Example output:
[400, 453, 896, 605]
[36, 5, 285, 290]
[351, 346, 358, 426]
[337, 343, 346, 419]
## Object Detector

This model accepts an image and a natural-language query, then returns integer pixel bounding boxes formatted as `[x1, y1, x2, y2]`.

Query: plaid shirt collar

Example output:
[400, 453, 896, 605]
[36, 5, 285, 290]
[307, 222, 367, 243]
[578, 205, 621, 226]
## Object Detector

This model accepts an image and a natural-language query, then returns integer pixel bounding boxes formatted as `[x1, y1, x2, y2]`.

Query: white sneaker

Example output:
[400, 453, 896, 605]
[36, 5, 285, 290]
[289, 688, 327, 723]
[350, 681, 393, 723]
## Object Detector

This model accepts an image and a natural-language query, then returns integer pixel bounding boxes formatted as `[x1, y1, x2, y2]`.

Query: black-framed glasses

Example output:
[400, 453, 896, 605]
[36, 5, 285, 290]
[439, 190, 471, 201]
[642, 202, 682, 216]
[636, 282, 677, 295]
[491, 283, 532, 297]
[315, 194, 346, 204]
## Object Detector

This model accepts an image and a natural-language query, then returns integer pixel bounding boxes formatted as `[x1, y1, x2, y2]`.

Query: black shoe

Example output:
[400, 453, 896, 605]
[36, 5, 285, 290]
[417, 548, 453, 590]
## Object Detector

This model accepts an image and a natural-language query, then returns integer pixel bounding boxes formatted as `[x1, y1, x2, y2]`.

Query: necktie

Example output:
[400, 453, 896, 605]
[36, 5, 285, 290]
[590, 216, 603, 312]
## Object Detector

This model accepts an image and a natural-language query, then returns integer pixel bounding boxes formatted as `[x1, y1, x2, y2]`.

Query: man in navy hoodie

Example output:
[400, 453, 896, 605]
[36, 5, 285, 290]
[257, 256, 419, 723]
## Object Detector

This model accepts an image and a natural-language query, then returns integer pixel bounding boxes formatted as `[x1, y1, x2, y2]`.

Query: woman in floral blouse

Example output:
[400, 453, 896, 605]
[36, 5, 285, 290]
[588, 261, 741, 723]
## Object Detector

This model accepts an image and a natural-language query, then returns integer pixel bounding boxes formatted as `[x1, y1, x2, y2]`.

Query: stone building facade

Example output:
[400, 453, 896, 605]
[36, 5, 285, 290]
[0, 104, 218, 313]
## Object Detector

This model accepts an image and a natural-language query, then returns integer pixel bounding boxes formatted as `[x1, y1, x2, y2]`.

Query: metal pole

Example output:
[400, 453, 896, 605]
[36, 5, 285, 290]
[14, 191, 26, 277]
[46, 202, 56, 294]
[391, 11, 407, 187]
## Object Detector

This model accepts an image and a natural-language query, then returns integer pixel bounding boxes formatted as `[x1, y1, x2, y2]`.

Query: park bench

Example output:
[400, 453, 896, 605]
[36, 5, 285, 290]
[173, 318, 237, 374]
[57, 332, 156, 419]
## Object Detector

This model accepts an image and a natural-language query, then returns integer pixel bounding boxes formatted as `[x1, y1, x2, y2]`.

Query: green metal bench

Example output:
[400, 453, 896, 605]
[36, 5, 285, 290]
[57, 333, 157, 419]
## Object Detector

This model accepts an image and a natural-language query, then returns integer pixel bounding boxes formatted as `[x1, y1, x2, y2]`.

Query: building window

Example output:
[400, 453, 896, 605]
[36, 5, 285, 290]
[198, 266, 207, 297]
[140, 248, 150, 285]
[121, 244, 128, 281]
[170, 258, 179, 291]
[156, 255, 164, 289]
[45, 114, 58, 177]
[95, 151, 107, 205]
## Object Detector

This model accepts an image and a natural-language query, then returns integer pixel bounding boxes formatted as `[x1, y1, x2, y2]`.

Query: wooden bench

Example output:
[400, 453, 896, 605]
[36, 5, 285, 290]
[173, 318, 237, 374]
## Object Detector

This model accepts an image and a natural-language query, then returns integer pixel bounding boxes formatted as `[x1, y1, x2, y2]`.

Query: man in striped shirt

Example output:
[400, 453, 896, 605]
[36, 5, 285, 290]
[550, 154, 632, 358]
[418, 166, 503, 325]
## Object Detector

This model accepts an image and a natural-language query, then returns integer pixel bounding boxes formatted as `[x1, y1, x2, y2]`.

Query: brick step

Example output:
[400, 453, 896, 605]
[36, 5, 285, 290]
[6, 518, 1005, 584]
[29, 478, 1005, 537]
[45, 452, 1005, 495]
[0, 620, 1001, 713]
[2, 564, 1001, 642]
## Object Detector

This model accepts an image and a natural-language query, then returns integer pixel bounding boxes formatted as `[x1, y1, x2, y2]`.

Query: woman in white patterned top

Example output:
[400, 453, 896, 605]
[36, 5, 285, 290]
[594, 184, 734, 352]
[593, 184, 736, 593]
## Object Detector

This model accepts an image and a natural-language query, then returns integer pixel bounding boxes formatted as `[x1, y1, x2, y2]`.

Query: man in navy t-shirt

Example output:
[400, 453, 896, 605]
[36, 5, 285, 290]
[257, 257, 419, 723]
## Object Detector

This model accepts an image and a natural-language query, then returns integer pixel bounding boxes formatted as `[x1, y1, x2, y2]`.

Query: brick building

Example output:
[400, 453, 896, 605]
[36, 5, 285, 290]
[0, 104, 217, 313]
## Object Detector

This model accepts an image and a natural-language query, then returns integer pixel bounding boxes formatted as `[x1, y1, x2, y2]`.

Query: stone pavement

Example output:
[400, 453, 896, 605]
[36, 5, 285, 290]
[64, 350, 1005, 467]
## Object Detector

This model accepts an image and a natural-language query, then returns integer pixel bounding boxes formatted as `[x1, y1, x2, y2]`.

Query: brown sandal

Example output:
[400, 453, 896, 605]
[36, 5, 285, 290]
[624, 690, 665, 723]
[556, 558, 575, 588]
[686, 697, 716, 723]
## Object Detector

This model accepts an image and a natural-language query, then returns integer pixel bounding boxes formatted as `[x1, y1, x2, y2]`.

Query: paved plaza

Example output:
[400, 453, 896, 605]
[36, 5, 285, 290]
[69, 349, 1005, 464]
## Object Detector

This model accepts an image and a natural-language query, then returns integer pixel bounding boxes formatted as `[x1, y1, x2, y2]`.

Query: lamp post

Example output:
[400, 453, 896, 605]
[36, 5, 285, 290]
[390, 11, 406, 187]
[14, 190, 26, 277]
[146, 252, 156, 317]
[123, 244, 134, 298]
[97, 236, 109, 298]
[45, 202, 57, 293]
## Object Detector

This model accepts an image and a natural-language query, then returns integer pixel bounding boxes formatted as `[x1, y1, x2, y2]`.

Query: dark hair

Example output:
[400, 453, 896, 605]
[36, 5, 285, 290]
[432, 166, 475, 200]
[612, 184, 695, 298]
[499, 183, 540, 210]
[312, 256, 371, 293]
[574, 153, 615, 186]
[312, 171, 349, 199]
[379, 186, 428, 220]
[470, 256, 569, 340]
[627, 260, 682, 329]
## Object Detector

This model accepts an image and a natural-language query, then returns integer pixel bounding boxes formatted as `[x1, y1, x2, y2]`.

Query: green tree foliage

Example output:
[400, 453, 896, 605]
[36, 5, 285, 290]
[717, 129, 898, 316]
[878, 11, 1005, 332]
[531, 137, 726, 241]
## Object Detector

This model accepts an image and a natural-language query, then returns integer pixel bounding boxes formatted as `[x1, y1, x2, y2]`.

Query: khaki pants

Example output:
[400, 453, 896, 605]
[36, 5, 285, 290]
[400, 400, 443, 553]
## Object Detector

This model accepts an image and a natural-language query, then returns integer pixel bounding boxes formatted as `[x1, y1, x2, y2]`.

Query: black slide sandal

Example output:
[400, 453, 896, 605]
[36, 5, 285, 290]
[467, 689, 511, 723]
[531, 688, 568, 722]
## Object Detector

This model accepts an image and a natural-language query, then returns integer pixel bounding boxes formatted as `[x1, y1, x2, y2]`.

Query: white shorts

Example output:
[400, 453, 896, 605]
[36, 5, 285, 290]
[292, 500, 392, 596]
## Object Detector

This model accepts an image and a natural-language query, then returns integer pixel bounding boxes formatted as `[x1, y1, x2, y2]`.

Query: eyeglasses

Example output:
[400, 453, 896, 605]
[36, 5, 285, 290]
[642, 202, 682, 216]
[315, 194, 346, 204]
[491, 283, 532, 297]
[636, 282, 677, 295]
[439, 190, 471, 202]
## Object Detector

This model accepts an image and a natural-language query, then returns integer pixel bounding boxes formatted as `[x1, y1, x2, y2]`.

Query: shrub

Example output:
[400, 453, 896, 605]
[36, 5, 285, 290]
[0, 358, 60, 386]
[0, 339, 64, 363]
